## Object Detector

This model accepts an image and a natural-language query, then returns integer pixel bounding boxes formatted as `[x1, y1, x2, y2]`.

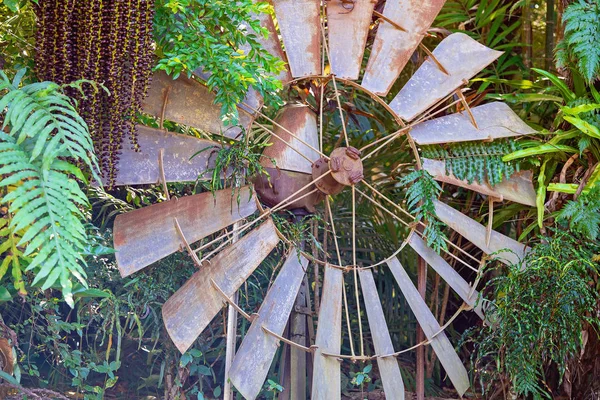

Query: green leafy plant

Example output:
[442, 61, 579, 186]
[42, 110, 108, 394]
[398, 169, 447, 253]
[422, 139, 522, 186]
[555, 0, 600, 83]
[463, 231, 600, 399]
[557, 184, 600, 240]
[153, 0, 285, 123]
[264, 378, 283, 399]
[0, 69, 99, 306]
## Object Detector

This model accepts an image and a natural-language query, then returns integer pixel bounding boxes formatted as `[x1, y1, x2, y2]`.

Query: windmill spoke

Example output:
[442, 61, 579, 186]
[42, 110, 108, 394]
[326, 197, 356, 357]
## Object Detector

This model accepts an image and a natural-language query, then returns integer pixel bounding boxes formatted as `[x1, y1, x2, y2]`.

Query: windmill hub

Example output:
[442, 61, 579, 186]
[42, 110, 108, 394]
[312, 146, 364, 196]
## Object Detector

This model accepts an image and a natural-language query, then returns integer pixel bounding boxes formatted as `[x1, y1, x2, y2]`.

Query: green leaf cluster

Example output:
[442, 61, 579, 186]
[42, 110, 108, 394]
[557, 184, 600, 240]
[153, 0, 286, 124]
[398, 169, 447, 253]
[464, 231, 599, 399]
[422, 139, 521, 186]
[555, 0, 600, 83]
[0, 69, 99, 306]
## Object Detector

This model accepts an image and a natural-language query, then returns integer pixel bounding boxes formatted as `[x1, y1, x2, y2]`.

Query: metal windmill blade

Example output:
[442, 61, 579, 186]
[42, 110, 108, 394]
[108, 1, 540, 399]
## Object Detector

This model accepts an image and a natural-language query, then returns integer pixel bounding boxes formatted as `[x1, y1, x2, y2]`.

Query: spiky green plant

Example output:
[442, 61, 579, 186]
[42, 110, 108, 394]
[0, 69, 99, 306]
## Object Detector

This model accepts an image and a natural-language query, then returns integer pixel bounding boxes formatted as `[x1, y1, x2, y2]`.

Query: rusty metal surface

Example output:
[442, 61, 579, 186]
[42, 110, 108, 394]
[113, 187, 257, 277]
[423, 159, 537, 206]
[408, 235, 484, 319]
[253, 167, 324, 213]
[329, 147, 364, 186]
[142, 71, 252, 139]
[433, 200, 530, 265]
[106, 125, 218, 186]
[312, 157, 345, 196]
[327, 0, 375, 80]
[311, 266, 343, 400]
[390, 33, 503, 122]
[229, 251, 308, 400]
[261, 105, 320, 174]
[162, 220, 279, 353]
[361, 0, 445, 95]
[272, 0, 321, 78]
[386, 257, 470, 397]
[253, 9, 292, 83]
[358, 269, 406, 400]
[409, 102, 537, 145]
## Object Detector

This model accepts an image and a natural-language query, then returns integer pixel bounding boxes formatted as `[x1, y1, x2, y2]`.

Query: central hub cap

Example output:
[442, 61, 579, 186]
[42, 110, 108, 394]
[312, 147, 364, 195]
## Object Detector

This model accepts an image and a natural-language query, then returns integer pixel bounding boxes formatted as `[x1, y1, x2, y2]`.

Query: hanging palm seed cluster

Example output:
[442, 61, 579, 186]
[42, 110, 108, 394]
[35, 0, 155, 186]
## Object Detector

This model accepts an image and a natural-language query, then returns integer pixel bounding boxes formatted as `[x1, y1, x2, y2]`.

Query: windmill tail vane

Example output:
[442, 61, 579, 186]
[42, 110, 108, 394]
[110, 1, 533, 398]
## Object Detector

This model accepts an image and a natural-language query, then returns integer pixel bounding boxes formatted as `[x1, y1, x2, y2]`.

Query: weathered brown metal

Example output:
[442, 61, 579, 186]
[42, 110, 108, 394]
[329, 147, 364, 186]
[252, 9, 292, 84]
[327, 0, 375, 80]
[358, 269, 406, 400]
[362, 0, 446, 95]
[271, 0, 321, 78]
[253, 167, 324, 213]
[408, 235, 484, 319]
[387, 257, 470, 397]
[261, 105, 320, 174]
[312, 157, 345, 195]
[423, 159, 537, 206]
[229, 251, 308, 400]
[113, 186, 257, 277]
[433, 200, 530, 265]
[409, 102, 538, 145]
[390, 33, 503, 122]
[162, 220, 279, 354]
[311, 266, 343, 400]
[142, 71, 253, 139]
[106, 125, 219, 186]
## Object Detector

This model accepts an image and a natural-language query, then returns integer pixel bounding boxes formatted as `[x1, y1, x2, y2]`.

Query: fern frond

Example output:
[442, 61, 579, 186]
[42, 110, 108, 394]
[557, 185, 600, 240]
[398, 169, 448, 253]
[0, 69, 99, 306]
[421, 139, 521, 186]
[556, 0, 600, 83]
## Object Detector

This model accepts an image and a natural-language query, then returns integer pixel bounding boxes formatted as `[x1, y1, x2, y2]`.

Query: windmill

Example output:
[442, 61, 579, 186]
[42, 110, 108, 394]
[110, 1, 534, 398]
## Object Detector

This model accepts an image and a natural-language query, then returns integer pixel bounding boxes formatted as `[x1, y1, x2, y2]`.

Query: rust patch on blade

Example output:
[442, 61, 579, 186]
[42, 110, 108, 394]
[261, 105, 320, 174]
[312, 266, 343, 400]
[162, 220, 279, 353]
[113, 186, 257, 277]
[142, 71, 253, 139]
[272, 0, 321, 78]
[362, 0, 445, 95]
[105, 125, 220, 186]
[327, 0, 375, 80]
[228, 251, 308, 400]
[390, 33, 503, 122]
[359, 269, 406, 399]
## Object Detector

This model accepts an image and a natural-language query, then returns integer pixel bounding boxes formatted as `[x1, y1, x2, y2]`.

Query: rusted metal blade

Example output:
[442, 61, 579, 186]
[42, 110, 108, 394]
[433, 200, 530, 265]
[251, 8, 292, 84]
[410, 102, 537, 145]
[162, 220, 279, 354]
[361, 0, 445, 95]
[327, 0, 375, 80]
[390, 33, 503, 122]
[386, 257, 470, 396]
[261, 105, 320, 174]
[106, 125, 218, 186]
[408, 234, 483, 319]
[113, 187, 257, 277]
[142, 71, 253, 139]
[311, 266, 343, 400]
[272, 0, 321, 78]
[229, 250, 308, 400]
[423, 159, 537, 206]
[358, 269, 405, 400]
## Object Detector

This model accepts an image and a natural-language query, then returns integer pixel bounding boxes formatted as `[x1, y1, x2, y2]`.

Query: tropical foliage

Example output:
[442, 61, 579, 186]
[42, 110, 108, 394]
[0, 69, 99, 306]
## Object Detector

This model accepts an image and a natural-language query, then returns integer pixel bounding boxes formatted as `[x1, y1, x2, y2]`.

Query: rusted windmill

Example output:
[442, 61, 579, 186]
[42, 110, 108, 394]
[110, 1, 535, 399]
